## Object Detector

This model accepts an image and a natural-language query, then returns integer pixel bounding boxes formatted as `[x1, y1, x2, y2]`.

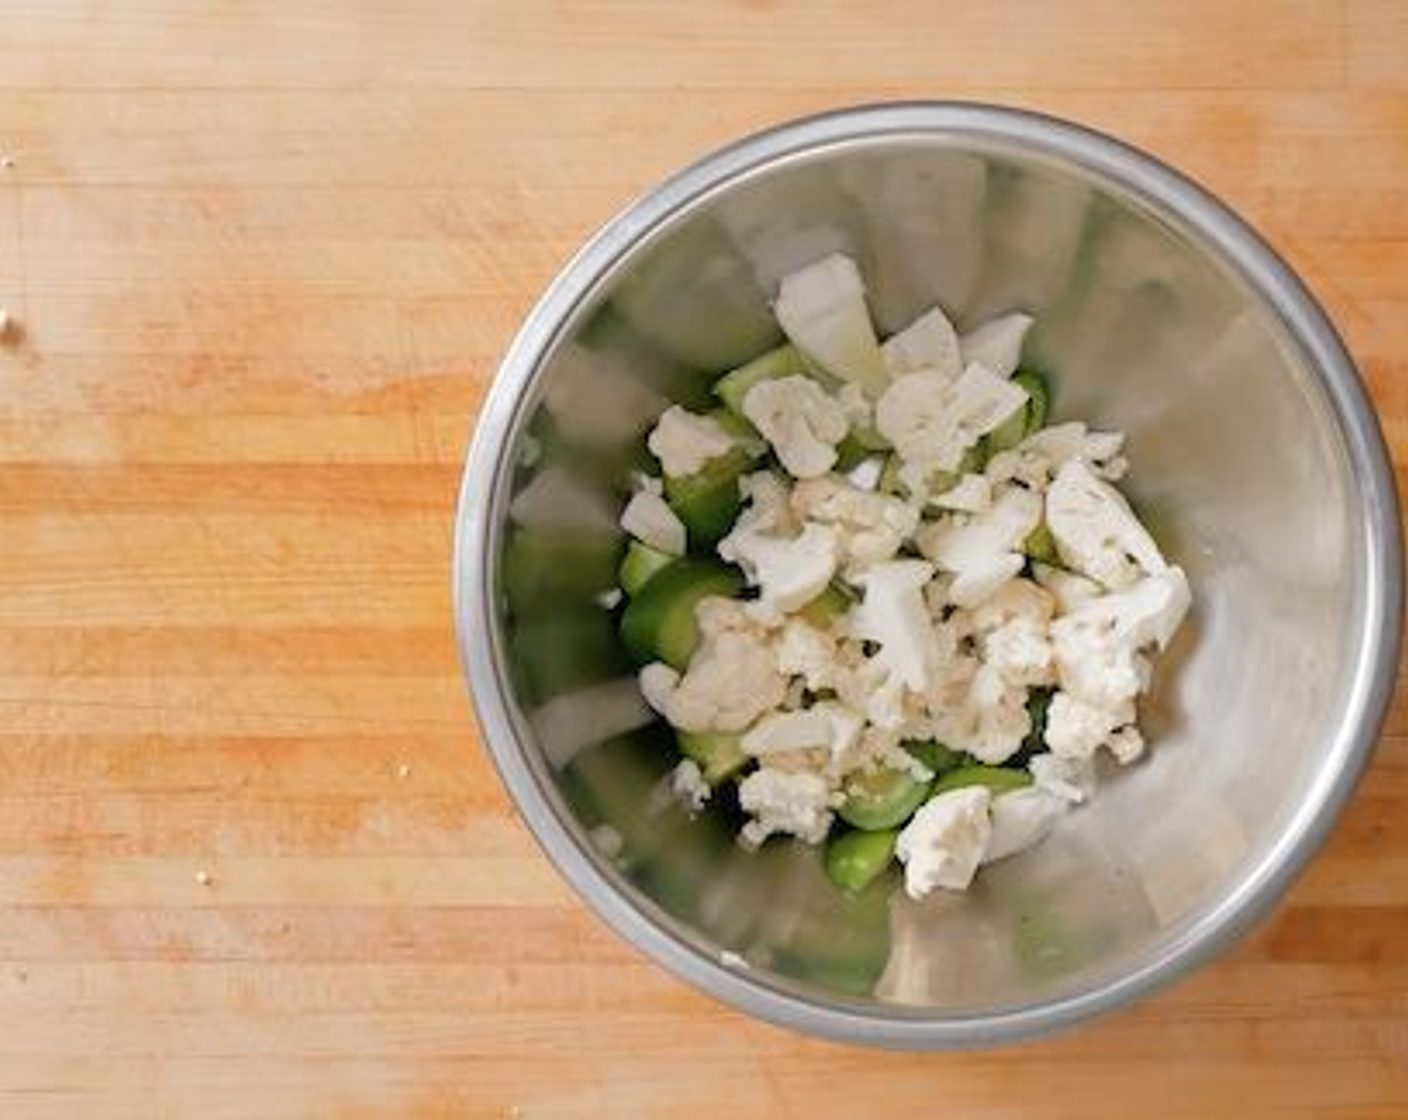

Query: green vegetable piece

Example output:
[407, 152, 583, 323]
[676, 729, 749, 786]
[986, 401, 1030, 454]
[849, 421, 890, 452]
[839, 767, 933, 831]
[1023, 687, 1054, 758]
[713, 344, 810, 415]
[903, 741, 965, 775]
[1024, 521, 1059, 564]
[618, 542, 676, 597]
[618, 560, 744, 670]
[660, 414, 766, 548]
[878, 454, 905, 497]
[797, 582, 854, 628]
[664, 445, 758, 547]
[931, 764, 1033, 797]
[1014, 370, 1050, 434]
[826, 828, 898, 894]
[833, 434, 872, 473]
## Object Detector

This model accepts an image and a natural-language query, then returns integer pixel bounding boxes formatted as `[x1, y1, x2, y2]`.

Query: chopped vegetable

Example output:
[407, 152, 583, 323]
[618, 560, 744, 669]
[826, 828, 899, 893]
[600, 252, 1190, 897]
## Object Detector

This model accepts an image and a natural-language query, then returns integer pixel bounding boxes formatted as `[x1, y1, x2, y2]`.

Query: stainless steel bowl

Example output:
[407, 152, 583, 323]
[455, 103, 1402, 1047]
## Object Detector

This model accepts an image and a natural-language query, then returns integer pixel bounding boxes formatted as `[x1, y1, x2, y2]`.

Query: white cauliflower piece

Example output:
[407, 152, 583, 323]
[983, 787, 1067, 864]
[776, 618, 840, 692]
[895, 786, 993, 896]
[735, 471, 796, 536]
[742, 701, 863, 767]
[1108, 724, 1146, 764]
[875, 362, 1028, 473]
[646, 405, 736, 478]
[1023, 422, 1125, 470]
[930, 473, 992, 514]
[1049, 567, 1190, 711]
[836, 382, 873, 431]
[1033, 561, 1103, 613]
[970, 579, 1057, 688]
[742, 375, 849, 479]
[1044, 692, 1134, 760]
[916, 485, 1042, 608]
[985, 422, 1127, 492]
[670, 759, 711, 812]
[718, 520, 838, 619]
[849, 560, 937, 696]
[791, 476, 919, 573]
[957, 663, 1032, 764]
[1067, 565, 1191, 652]
[774, 253, 888, 398]
[1047, 459, 1166, 589]
[881, 305, 962, 380]
[638, 661, 680, 715]
[652, 599, 786, 732]
[738, 768, 835, 847]
[620, 488, 686, 556]
[959, 312, 1033, 379]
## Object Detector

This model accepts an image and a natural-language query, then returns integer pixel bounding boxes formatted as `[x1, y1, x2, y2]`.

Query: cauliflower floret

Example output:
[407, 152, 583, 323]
[836, 382, 873, 430]
[773, 253, 887, 398]
[742, 701, 863, 767]
[670, 759, 711, 813]
[831, 643, 907, 729]
[983, 787, 1067, 864]
[916, 485, 1042, 608]
[791, 475, 919, 572]
[849, 560, 938, 696]
[970, 579, 1057, 688]
[895, 786, 993, 897]
[960, 663, 1033, 763]
[875, 363, 1028, 474]
[1049, 568, 1189, 711]
[1033, 561, 1103, 613]
[738, 768, 835, 847]
[638, 661, 681, 715]
[1108, 724, 1145, 764]
[1044, 691, 1134, 760]
[984, 617, 1056, 688]
[1067, 566, 1191, 652]
[959, 312, 1033, 380]
[1050, 614, 1147, 711]
[736, 471, 797, 536]
[985, 422, 1127, 492]
[742, 375, 849, 479]
[619, 488, 686, 556]
[881, 305, 963, 380]
[776, 618, 840, 692]
[930, 473, 992, 514]
[649, 599, 786, 733]
[1047, 460, 1166, 589]
[646, 405, 735, 478]
[718, 521, 839, 620]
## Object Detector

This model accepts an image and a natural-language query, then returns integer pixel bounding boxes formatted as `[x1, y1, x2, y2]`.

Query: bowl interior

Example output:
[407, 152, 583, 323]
[474, 128, 1372, 1026]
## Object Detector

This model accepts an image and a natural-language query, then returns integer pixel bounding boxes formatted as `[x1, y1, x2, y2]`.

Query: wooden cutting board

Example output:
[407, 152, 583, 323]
[0, 2, 1404, 1114]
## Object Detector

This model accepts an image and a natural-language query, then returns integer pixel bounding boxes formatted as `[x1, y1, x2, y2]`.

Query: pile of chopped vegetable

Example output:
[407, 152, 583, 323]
[612, 253, 1190, 898]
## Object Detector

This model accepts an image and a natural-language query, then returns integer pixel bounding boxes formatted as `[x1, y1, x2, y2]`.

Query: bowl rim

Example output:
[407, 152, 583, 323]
[453, 101, 1404, 1048]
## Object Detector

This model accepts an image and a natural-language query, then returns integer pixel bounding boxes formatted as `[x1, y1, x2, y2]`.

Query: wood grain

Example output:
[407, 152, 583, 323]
[0, 1, 1405, 1115]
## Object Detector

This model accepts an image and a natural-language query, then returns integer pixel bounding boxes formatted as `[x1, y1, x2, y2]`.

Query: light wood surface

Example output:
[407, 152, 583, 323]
[1, 2, 1406, 1115]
